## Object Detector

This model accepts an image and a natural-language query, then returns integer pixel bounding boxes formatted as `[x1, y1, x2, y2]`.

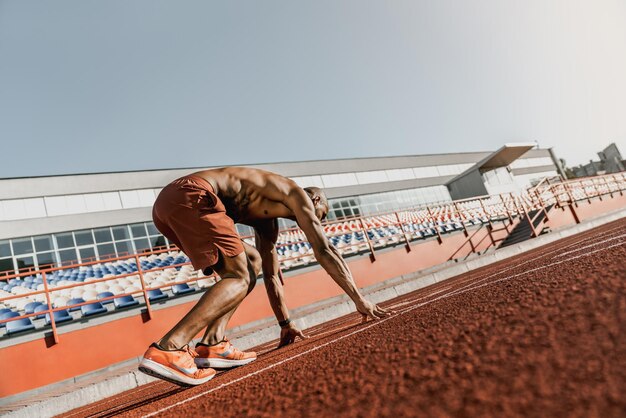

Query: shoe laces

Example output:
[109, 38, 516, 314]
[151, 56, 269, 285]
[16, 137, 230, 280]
[181, 344, 199, 359]
[221, 338, 246, 357]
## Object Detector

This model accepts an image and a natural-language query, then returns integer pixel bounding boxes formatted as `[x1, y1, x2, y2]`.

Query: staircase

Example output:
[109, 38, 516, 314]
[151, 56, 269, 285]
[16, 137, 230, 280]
[499, 205, 553, 248]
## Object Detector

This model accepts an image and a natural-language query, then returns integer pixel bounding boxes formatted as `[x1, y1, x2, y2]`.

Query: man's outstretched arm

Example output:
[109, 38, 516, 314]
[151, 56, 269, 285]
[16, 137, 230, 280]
[255, 220, 307, 347]
[284, 187, 389, 320]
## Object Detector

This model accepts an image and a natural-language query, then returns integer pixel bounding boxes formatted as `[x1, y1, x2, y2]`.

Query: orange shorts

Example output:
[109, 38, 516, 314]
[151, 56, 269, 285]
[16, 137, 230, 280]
[152, 175, 244, 274]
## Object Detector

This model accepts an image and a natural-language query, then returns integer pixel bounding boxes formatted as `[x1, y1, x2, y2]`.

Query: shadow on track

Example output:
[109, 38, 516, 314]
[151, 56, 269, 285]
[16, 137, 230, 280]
[84, 386, 187, 418]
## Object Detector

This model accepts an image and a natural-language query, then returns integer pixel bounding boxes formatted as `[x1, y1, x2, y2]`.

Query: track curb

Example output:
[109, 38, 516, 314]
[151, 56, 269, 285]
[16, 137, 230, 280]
[4, 206, 625, 418]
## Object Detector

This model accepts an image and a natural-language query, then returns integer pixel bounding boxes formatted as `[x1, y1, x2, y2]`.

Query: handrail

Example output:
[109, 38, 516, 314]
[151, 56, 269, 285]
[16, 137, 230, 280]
[1, 171, 624, 343]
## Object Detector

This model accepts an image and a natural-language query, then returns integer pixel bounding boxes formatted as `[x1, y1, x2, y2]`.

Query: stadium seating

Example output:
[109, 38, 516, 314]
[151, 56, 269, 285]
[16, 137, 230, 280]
[33, 304, 49, 319]
[45, 310, 73, 325]
[0, 311, 19, 327]
[146, 289, 168, 302]
[81, 302, 107, 317]
[97, 292, 115, 304]
[172, 283, 194, 296]
[5, 317, 35, 334]
[114, 295, 139, 309]
[1, 174, 623, 338]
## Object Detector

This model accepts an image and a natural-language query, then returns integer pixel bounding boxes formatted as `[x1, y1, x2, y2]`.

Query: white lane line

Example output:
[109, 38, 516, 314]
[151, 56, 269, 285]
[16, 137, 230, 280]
[443, 241, 626, 301]
[62, 380, 168, 418]
[386, 226, 625, 312]
[445, 228, 626, 295]
[141, 237, 625, 418]
[64, 223, 626, 418]
[553, 233, 626, 258]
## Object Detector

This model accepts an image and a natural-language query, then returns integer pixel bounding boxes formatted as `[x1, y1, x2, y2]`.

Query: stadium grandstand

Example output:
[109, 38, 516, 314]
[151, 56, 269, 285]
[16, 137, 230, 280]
[1, 142, 625, 416]
[0, 143, 560, 275]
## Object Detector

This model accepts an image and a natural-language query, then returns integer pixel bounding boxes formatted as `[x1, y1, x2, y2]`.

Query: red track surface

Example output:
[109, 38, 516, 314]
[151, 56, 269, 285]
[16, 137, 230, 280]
[61, 218, 626, 418]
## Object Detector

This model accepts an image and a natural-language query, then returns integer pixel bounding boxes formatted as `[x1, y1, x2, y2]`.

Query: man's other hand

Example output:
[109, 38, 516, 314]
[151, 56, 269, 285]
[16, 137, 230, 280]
[278, 323, 308, 348]
[356, 300, 392, 321]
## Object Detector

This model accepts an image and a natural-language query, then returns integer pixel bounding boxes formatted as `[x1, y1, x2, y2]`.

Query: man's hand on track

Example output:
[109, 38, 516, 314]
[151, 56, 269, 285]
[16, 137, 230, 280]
[278, 323, 308, 348]
[356, 300, 392, 322]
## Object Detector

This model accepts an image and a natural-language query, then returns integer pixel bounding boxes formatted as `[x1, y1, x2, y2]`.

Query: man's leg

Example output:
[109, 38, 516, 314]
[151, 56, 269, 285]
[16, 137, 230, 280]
[199, 242, 261, 345]
[138, 251, 249, 386]
[158, 249, 252, 350]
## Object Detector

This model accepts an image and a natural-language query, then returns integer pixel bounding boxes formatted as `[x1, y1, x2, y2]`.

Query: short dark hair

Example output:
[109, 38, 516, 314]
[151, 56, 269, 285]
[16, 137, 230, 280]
[303, 186, 328, 216]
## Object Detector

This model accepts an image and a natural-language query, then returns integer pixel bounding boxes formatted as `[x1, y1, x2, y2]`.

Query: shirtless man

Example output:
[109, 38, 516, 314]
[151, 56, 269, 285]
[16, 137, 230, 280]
[139, 167, 389, 386]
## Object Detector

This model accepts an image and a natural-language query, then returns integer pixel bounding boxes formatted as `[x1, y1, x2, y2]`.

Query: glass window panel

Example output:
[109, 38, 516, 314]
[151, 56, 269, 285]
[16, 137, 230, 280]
[59, 249, 78, 263]
[75, 230, 94, 246]
[16, 256, 35, 270]
[34, 235, 53, 252]
[112, 226, 130, 240]
[37, 252, 57, 267]
[115, 240, 133, 256]
[0, 258, 14, 273]
[94, 228, 113, 243]
[97, 243, 116, 259]
[55, 232, 75, 249]
[134, 238, 151, 253]
[12, 238, 33, 255]
[79, 247, 96, 261]
[148, 235, 167, 249]
[130, 223, 147, 238]
[0, 240, 11, 258]
[146, 222, 160, 236]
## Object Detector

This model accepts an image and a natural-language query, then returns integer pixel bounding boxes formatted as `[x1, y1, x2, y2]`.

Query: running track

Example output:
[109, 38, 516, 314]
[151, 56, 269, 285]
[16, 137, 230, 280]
[61, 218, 626, 418]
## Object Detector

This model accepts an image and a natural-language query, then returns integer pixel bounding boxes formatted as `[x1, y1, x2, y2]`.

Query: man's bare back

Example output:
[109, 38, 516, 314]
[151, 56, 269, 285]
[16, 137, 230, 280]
[192, 167, 319, 226]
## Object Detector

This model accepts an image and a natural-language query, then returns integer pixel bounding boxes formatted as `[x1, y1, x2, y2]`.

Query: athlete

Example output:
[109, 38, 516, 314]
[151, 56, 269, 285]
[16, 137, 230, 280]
[139, 167, 390, 386]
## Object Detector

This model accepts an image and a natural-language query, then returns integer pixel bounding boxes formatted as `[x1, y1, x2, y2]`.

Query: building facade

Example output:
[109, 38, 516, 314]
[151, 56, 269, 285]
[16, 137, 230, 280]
[573, 143, 625, 178]
[0, 146, 559, 274]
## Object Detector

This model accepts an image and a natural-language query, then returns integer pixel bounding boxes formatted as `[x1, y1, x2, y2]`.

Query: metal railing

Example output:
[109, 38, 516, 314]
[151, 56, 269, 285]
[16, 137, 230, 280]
[1, 172, 624, 343]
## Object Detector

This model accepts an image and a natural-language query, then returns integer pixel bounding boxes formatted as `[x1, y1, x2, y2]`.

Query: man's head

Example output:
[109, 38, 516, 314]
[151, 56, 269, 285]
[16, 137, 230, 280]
[304, 187, 329, 222]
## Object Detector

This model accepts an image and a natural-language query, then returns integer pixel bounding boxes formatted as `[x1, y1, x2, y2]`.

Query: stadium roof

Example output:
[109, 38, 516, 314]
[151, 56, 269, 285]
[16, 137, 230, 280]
[446, 142, 535, 184]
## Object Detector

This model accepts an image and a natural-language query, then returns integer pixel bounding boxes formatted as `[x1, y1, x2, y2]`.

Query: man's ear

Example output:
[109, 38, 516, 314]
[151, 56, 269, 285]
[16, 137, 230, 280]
[312, 196, 321, 206]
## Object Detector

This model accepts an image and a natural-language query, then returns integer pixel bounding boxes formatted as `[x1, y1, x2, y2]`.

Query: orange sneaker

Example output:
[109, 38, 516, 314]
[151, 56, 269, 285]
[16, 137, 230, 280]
[139, 343, 216, 386]
[195, 338, 257, 369]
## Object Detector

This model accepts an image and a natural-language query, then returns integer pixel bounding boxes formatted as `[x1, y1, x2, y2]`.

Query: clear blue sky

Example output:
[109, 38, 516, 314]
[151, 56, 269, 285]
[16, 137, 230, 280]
[1, 0, 625, 178]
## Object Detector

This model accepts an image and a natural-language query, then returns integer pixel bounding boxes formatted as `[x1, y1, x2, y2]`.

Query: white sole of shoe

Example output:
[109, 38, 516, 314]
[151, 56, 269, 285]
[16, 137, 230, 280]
[195, 356, 257, 369]
[139, 358, 215, 386]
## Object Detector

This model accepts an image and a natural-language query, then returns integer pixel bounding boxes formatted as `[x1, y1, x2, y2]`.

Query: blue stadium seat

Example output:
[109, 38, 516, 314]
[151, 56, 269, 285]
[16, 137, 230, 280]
[0, 311, 19, 328]
[67, 298, 86, 312]
[97, 292, 115, 304]
[80, 302, 107, 317]
[33, 304, 50, 319]
[0, 308, 12, 315]
[45, 309, 73, 325]
[114, 295, 139, 309]
[24, 302, 45, 314]
[172, 283, 194, 296]
[6, 317, 35, 334]
[147, 289, 168, 302]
